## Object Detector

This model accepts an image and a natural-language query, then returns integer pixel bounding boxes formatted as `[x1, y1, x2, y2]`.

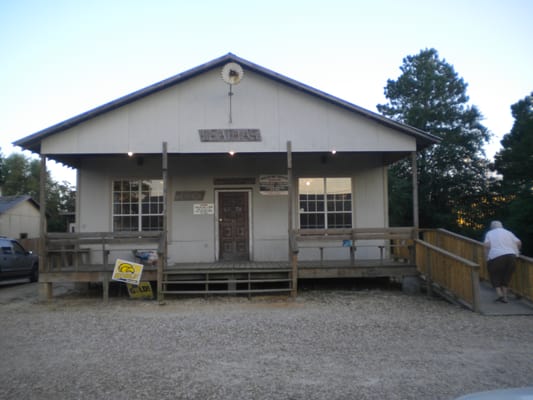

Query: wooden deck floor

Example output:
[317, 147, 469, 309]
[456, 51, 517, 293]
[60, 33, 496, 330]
[39, 258, 416, 278]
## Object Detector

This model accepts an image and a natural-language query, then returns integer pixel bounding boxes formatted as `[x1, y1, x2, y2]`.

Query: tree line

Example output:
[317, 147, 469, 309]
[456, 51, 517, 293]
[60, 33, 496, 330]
[379, 48, 532, 256]
[1, 48, 531, 255]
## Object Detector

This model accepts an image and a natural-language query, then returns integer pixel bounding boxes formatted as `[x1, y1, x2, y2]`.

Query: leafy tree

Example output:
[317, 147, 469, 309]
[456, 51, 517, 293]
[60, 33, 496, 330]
[0, 152, 75, 232]
[377, 48, 492, 234]
[492, 93, 533, 255]
[1, 153, 41, 198]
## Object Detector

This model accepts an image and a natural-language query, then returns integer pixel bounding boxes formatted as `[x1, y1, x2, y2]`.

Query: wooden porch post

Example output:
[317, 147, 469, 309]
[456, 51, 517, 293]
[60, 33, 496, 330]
[287, 141, 298, 297]
[158, 142, 168, 304]
[411, 151, 419, 230]
[38, 155, 52, 301]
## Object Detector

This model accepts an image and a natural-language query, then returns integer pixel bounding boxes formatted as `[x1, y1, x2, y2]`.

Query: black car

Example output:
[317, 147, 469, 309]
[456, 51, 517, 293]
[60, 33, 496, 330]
[0, 237, 39, 282]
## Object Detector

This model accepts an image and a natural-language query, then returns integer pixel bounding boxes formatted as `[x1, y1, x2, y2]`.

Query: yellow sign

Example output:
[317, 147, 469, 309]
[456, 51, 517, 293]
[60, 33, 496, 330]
[126, 281, 154, 299]
[112, 259, 144, 285]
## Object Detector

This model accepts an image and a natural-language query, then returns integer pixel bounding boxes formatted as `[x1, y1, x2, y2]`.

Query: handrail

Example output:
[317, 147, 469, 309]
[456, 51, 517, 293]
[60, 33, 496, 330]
[290, 227, 416, 264]
[415, 239, 481, 312]
[44, 231, 164, 273]
[422, 228, 533, 303]
[295, 227, 415, 240]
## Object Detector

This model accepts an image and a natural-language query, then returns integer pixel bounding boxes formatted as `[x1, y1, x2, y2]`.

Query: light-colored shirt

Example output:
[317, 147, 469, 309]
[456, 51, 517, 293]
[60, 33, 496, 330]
[484, 227, 521, 260]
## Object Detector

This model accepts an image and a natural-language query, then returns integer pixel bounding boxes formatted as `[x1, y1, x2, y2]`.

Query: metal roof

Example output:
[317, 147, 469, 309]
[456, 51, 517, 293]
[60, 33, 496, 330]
[0, 195, 40, 215]
[13, 53, 441, 153]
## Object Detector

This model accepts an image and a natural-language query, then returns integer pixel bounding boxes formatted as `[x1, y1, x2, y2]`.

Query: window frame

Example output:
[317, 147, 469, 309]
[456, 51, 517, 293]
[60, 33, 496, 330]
[112, 179, 164, 232]
[298, 177, 353, 230]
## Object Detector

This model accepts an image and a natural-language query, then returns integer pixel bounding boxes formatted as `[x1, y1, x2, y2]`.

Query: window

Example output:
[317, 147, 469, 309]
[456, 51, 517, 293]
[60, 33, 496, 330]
[12, 241, 26, 255]
[112, 180, 164, 232]
[299, 177, 352, 229]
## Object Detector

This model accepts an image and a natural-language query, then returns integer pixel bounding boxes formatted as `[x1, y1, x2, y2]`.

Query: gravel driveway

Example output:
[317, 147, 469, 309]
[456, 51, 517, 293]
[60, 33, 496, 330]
[1, 282, 532, 400]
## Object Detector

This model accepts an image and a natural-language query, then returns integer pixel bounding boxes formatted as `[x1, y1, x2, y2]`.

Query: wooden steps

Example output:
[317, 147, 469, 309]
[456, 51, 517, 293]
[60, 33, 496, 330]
[161, 268, 293, 297]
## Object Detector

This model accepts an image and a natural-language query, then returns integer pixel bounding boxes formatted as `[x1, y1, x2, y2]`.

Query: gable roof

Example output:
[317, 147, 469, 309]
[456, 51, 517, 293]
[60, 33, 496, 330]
[13, 53, 440, 154]
[0, 195, 40, 215]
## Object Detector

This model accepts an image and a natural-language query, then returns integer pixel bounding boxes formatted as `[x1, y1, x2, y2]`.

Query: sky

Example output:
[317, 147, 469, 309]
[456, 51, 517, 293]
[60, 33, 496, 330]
[1, 0, 532, 185]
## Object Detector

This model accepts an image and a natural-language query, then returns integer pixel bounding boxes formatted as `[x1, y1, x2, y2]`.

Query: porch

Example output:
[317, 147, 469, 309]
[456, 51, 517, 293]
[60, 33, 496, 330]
[35, 228, 533, 316]
[38, 228, 417, 301]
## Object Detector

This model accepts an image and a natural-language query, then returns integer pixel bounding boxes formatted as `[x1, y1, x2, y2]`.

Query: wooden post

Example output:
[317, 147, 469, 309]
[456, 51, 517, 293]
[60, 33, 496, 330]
[38, 155, 53, 301]
[103, 273, 109, 303]
[471, 265, 481, 313]
[158, 142, 168, 304]
[287, 141, 298, 297]
[411, 151, 419, 230]
[425, 246, 433, 297]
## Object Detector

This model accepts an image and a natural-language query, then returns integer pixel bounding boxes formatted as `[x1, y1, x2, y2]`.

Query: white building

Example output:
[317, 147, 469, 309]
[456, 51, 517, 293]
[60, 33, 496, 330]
[14, 54, 440, 299]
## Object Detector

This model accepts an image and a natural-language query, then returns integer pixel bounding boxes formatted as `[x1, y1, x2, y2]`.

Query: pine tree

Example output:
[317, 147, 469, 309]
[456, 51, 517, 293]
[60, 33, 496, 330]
[377, 48, 492, 233]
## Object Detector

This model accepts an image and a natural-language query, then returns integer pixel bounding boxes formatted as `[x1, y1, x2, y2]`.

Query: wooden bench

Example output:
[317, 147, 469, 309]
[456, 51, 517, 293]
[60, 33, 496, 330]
[293, 228, 415, 263]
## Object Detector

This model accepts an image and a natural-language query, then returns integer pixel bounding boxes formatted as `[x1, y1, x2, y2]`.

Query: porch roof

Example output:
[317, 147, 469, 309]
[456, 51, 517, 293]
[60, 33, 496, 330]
[14, 53, 440, 156]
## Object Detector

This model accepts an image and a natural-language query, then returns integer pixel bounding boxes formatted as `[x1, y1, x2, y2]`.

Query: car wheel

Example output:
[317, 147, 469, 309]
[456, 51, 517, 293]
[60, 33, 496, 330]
[30, 264, 39, 282]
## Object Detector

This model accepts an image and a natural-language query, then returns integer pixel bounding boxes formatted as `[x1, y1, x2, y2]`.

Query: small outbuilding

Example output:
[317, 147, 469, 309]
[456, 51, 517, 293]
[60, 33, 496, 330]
[0, 195, 41, 239]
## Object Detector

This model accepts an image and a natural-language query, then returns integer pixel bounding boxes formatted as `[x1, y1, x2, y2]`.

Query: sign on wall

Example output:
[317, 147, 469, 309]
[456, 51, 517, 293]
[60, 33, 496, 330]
[259, 175, 288, 195]
[198, 129, 261, 142]
[193, 203, 215, 215]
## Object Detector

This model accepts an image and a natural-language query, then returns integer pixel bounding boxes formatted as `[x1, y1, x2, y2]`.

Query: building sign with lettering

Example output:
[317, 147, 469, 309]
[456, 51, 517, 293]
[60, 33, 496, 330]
[198, 129, 261, 142]
[259, 175, 288, 195]
[175, 191, 205, 201]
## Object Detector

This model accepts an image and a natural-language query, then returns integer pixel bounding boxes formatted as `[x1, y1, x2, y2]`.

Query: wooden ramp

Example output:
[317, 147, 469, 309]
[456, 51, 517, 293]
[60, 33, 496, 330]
[478, 281, 533, 316]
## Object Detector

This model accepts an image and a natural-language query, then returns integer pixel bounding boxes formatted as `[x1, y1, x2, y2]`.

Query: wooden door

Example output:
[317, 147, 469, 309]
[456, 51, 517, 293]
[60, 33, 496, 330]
[218, 192, 249, 261]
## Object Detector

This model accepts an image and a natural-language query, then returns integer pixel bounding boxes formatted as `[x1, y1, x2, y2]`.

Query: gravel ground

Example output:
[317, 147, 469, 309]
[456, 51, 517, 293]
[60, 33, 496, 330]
[1, 282, 533, 400]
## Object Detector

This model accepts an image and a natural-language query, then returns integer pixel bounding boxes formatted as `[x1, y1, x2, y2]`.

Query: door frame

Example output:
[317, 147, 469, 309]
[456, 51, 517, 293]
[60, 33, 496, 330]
[214, 189, 253, 262]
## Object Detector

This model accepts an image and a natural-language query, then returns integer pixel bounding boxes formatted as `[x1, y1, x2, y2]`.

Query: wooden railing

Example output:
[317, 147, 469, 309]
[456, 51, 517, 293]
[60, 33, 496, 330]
[415, 239, 481, 312]
[421, 228, 533, 303]
[44, 231, 164, 272]
[291, 227, 416, 262]
[421, 229, 487, 279]
[510, 255, 533, 302]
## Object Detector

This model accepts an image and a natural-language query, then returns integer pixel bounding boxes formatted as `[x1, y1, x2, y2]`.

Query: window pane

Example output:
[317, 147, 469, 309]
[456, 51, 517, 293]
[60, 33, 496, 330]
[328, 213, 352, 229]
[142, 203, 149, 214]
[326, 178, 351, 195]
[142, 216, 163, 231]
[298, 178, 324, 195]
[300, 213, 325, 229]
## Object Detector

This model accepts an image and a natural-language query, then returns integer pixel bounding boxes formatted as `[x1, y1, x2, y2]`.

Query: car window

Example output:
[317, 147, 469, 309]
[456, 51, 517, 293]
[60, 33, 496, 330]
[1, 245, 13, 255]
[12, 242, 26, 255]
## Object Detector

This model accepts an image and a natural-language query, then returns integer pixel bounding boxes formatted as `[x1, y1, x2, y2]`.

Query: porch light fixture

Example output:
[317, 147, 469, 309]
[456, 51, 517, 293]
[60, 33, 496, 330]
[331, 150, 337, 155]
[127, 152, 134, 157]
[228, 151, 235, 156]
